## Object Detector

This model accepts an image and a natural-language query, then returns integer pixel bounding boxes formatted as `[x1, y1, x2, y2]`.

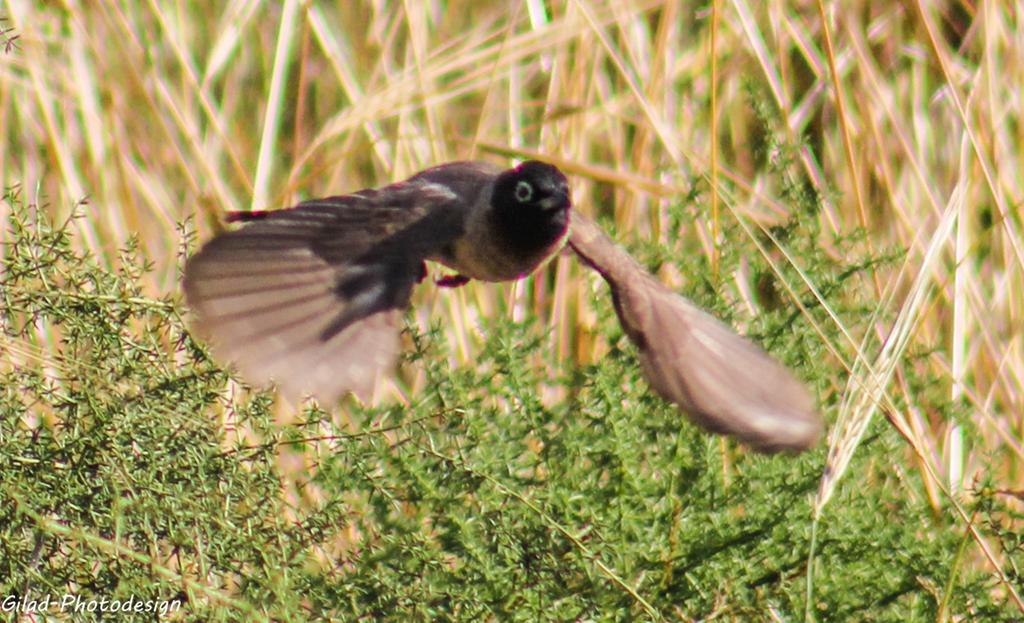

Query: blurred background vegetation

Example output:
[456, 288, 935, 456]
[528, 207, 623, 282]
[1, 1, 1022, 621]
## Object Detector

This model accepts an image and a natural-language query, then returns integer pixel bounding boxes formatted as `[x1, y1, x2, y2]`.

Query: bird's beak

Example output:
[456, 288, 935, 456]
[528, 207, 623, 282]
[539, 189, 570, 211]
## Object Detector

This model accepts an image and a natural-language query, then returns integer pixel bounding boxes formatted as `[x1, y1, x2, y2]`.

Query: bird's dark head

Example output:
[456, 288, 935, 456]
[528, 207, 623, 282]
[491, 161, 571, 255]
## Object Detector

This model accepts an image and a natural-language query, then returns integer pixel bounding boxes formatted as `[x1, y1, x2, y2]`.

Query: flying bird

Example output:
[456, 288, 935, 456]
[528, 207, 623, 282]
[183, 160, 821, 453]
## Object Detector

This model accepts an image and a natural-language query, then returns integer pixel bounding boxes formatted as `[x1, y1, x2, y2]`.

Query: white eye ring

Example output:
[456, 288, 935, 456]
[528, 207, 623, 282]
[514, 180, 534, 203]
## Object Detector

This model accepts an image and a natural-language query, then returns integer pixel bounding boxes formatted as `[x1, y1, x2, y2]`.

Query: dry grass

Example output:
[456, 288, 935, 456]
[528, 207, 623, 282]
[2, 0, 1022, 618]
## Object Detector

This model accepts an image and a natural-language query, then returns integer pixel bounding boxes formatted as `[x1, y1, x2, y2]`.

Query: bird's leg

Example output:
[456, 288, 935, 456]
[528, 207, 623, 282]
[435, 274, 471, 288]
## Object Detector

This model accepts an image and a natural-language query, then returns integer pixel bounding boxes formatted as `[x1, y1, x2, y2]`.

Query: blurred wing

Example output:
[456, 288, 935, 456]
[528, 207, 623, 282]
[183, 184, 463, 403]
[569, 210, 821, 453]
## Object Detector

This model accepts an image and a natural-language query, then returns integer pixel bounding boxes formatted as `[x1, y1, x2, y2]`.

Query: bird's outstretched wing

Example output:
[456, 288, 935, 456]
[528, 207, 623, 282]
[183, 183, 464, 403]
[568, 210, 821, 453]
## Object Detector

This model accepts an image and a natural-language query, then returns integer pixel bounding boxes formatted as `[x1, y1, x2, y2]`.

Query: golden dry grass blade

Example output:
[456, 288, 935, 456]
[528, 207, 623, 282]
[251, 0, 301, 212]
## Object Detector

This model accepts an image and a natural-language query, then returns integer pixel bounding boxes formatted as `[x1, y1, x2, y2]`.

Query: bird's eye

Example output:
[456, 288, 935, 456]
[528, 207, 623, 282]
[514, 180, 534, 203]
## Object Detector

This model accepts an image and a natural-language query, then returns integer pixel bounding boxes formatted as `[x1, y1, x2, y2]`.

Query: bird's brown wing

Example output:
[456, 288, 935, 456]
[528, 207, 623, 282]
[568, 210, 821, 453]
[183, 183, 464, 403]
